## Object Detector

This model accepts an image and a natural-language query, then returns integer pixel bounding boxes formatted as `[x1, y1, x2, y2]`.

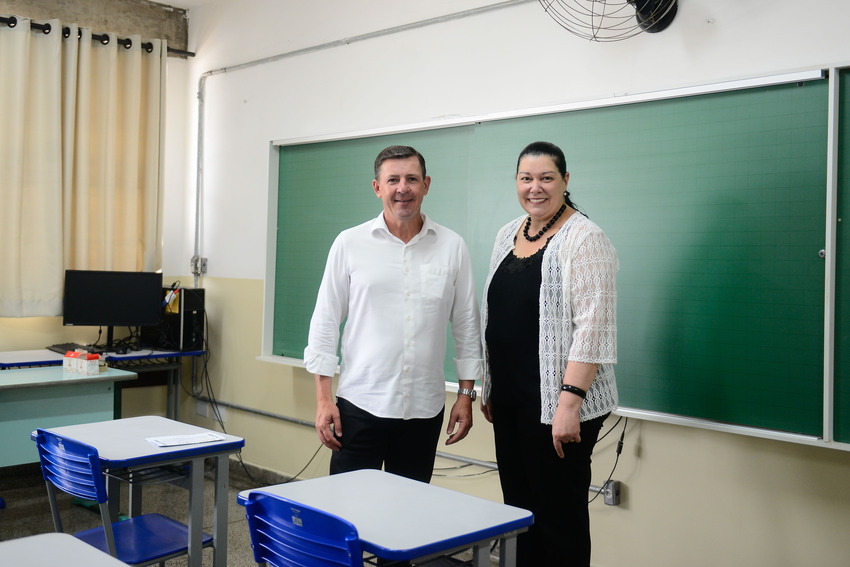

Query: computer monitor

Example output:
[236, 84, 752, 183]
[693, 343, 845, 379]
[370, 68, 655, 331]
[63, 270, 163, 349]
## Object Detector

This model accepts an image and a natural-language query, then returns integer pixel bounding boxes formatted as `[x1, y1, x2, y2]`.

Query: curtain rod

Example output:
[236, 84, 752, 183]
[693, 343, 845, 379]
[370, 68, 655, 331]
[0, 15, 194, 57]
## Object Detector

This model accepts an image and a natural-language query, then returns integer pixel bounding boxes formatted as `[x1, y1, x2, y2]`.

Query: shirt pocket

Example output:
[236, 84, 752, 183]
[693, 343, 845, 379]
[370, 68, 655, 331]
[420, 263, 452, 301]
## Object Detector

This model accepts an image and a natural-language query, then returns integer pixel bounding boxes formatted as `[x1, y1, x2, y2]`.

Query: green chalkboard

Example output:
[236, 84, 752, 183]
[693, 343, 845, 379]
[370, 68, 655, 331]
[273, 78, 833, 437]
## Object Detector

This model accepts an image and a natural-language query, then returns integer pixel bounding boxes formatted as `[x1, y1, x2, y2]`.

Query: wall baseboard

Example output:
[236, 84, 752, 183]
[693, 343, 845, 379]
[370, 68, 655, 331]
[228, 458, 290, 490]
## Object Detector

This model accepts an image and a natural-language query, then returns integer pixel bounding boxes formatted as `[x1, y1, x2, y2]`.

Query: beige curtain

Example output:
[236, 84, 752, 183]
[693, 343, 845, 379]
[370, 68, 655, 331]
[0, 17, 166, 317]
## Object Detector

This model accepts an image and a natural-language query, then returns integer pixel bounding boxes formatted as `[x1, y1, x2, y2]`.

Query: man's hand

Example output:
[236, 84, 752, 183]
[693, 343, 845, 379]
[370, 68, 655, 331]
[445, 395, 473, 445]
[316, 398, 342, 450]
[315, 374, 342, 451]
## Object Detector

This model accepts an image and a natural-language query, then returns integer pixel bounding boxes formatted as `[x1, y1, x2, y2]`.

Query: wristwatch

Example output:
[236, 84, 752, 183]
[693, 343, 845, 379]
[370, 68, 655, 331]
[457, 387, 477, 401]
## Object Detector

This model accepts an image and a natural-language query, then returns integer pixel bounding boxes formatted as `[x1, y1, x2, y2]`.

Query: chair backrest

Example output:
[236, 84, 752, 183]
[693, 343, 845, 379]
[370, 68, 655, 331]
[245, 490, 363, 567]
[35, 428, 211, 566]
[35, 429, 108, 504]
[35, 428, 118, 555]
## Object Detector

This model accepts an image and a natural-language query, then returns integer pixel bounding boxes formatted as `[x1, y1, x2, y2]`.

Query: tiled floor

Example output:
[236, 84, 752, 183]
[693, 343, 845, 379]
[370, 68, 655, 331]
[0, 461, 258, 567]
[0, 462, 500, 566]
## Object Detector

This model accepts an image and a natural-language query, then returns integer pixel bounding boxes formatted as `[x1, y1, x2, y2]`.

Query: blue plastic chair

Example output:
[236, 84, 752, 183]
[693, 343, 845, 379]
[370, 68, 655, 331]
[245, 490, 363, 567]
[35, 428, 212, 567]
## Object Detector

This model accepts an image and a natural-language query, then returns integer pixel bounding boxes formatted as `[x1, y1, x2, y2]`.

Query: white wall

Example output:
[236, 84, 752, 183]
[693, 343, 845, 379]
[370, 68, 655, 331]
[161, 2, 850, 567]
[165, 0, 850, 280]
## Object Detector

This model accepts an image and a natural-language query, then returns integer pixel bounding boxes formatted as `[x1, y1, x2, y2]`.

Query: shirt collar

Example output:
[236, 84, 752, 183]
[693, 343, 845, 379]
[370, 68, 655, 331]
[371, 211, 436, 242]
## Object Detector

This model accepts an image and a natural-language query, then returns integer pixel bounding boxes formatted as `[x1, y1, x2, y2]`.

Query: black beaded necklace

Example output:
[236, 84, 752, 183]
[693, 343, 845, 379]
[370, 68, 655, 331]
[523, 203, 567, 242]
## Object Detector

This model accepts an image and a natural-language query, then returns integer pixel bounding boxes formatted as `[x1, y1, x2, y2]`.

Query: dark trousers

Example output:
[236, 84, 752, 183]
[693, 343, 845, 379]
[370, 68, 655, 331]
[492, 402, 608, 567]
[330, 397, 444, 484]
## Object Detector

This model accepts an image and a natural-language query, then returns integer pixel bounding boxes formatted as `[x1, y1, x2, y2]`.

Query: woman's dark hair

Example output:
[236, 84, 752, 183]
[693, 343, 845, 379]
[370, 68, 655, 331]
[516, 141, 579, 211]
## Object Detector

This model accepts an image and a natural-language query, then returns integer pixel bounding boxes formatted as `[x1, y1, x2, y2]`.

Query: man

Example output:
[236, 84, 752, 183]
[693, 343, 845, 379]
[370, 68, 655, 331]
[304, 145, 482, 483]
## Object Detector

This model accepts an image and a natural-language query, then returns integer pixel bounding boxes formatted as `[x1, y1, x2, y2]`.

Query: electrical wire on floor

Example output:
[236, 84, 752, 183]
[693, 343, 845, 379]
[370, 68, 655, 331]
[179, 310, 266, 487]
[432, 468, 499, 479]
[181, 307, 333, 486]
[177, 301, 628, 491]
[281, 444, 324, 484]
[180, 318, 628, 493]
[433, 462, 475, 471]
[588, 416, 628, 504]
[431, 461, 499, 478]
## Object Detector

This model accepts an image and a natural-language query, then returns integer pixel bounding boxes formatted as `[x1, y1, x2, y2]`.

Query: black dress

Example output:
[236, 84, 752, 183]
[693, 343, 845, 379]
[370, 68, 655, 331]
[485, 243, 545, 410]
[485, 238, 607, 567]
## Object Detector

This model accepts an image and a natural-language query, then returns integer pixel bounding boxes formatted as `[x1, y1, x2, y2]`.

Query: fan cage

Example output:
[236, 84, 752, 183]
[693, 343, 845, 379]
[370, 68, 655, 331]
[540, 0, 677, 42]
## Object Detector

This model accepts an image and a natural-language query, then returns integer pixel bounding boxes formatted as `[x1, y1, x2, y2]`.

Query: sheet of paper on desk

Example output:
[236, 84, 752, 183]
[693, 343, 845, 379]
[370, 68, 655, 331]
[145, 432, 226, 447]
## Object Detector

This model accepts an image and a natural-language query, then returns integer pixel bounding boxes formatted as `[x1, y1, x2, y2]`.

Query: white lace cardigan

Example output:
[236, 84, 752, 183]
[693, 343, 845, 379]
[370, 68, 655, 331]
[481, 212, 619, 424]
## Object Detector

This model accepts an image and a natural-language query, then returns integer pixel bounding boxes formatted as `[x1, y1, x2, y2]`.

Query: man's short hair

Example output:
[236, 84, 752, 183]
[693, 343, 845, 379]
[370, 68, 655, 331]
[374, 145, 427, 180]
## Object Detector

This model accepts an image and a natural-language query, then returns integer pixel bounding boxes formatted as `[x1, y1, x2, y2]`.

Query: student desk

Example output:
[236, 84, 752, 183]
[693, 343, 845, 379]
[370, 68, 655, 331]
[40, 416, 245, 567]
[0, 366, 137, 467]
[0, 532, 129, 566]
[0, 348, 205, 419]
[238, 469, 534, 567]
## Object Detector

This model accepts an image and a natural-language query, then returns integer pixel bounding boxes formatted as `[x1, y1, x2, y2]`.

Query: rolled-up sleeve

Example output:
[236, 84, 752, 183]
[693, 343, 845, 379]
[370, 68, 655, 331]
[451, 241, 484, 382]
[304, 236, 349, 377]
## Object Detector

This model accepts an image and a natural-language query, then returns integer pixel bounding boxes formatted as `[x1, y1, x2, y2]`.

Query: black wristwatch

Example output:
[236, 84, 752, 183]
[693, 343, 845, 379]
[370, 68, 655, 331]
[458, 387, 477, 401]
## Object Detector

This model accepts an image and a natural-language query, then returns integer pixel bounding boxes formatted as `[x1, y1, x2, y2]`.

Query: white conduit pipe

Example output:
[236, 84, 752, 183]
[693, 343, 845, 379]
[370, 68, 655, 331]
[191, 0, 535, 286]
[190, 1, 537, 467]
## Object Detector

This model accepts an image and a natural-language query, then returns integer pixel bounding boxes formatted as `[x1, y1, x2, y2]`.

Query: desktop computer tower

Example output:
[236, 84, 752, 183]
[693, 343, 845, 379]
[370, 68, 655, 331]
[141, 287, 205, 351]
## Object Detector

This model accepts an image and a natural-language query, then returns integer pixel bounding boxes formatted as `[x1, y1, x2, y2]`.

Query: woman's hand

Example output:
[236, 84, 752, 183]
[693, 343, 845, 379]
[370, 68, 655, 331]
[552, 395, 582, 458]
[553, 361, 599, 457]
[480, 400, 493, 423]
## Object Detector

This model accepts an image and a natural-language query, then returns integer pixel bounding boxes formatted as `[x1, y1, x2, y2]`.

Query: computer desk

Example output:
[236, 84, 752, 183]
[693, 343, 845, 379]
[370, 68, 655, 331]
[238, 469, 534, 567]
[104, 348, 205, 419]
[0, 348, 204, 419]
[40, 416, 245, 567]
[0, 533, 130, 566]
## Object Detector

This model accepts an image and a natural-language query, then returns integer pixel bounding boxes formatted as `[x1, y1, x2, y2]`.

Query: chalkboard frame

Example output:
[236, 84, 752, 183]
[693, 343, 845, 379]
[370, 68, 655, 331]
[266, 68, 850, 450]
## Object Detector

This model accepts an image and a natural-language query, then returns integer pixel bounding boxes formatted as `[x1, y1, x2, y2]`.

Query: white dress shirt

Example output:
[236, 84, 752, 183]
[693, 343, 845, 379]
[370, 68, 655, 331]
[304, 212, 483, 419]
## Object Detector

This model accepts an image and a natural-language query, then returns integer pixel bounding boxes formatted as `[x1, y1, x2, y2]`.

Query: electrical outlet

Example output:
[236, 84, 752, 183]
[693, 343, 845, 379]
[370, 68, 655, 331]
[190, 255, 209, 276]
[603, 480, 621, 506]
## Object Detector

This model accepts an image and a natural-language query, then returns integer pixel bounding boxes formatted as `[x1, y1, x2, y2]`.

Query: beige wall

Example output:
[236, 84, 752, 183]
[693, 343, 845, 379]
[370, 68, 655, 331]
[157, 277, 850, 567]
[4, 275, 849, 566]
[3, 266, 849, 567]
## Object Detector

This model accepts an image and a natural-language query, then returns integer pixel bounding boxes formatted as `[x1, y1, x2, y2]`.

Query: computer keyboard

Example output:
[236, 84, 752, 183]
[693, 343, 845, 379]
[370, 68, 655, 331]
[46, 342, 102, 354]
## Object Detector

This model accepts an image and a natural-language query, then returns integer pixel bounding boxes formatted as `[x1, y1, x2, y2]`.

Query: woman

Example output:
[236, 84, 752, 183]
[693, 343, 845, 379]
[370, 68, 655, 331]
[481, 141, 618, 566]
